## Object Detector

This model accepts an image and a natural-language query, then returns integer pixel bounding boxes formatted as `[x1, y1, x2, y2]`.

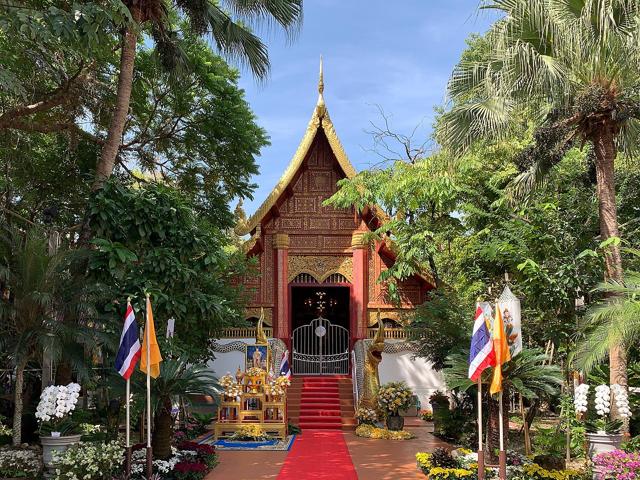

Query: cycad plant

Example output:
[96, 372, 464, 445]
[0, 228, 98, 445]
[146, 357, 218, 459]
[577, 249, 640, 374]
[437, 0, 640, 403]
[444, 348, 562, 459]
[95, 0, 303, 190]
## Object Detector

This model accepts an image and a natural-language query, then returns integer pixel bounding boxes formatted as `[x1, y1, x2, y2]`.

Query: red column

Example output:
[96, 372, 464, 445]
[273, 233, 290, 340]
[351, 231, 368, 341]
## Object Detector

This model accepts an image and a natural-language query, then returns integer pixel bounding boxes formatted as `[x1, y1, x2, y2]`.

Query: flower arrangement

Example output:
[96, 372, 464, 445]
[246, 367, 265, 377]
[265, 375, 291, 396]
[223, 383, 243, 399]
[593, 449, 640, 480]
[130, 442, 217, 479]
[419, 409, 433, 422]
[574, 383, 630, 433]
[355, 424, 415, 440]
[416, 450, 583, 480]
[229, 424, 269, 441]
[275, 374, 291, 389]
[0, 447, 42, 478]
[377, 381, 414, 416]
[35, 383, 81, 435]
[355, 406, 378, 425]
[219, 374, 236, 389]
[53, 441, 124, 480]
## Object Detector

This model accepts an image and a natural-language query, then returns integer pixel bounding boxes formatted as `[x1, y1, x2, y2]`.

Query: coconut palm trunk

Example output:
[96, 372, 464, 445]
[592, 126, 628, 411]
[12, 357, 27, 446]
[93, 21, 138, 191]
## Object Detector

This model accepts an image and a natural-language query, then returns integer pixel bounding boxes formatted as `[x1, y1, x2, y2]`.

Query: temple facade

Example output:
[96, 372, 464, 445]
[235, 64, 434, 354]
[212, 64, 445, 413]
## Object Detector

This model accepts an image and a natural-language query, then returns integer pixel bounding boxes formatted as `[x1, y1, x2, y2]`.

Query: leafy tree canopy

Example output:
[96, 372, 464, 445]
[87, 180, 252, 361]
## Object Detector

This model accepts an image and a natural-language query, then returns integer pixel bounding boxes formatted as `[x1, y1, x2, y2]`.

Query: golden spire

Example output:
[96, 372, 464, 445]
[316, 55, 326, 117]
[318, 55, 324, 95]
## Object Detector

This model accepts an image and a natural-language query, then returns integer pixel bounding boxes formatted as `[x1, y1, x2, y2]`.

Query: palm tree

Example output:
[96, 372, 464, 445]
[576, 249, 640, 373]
[436, 0, 640, 413]
[444, 348, 562, 460]
[148, 357, 218, 459]
[0, 229, 98, 445]
[94, 0, 303, 190]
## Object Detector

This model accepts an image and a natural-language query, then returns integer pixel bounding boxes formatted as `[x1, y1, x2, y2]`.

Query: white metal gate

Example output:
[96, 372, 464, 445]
[292, 317, 349, 375]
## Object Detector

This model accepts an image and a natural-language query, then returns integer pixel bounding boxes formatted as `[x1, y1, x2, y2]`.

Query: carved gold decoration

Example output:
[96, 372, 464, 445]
[255, 308, 268, 345]
[273, 233, 290, 250]
[360, 312, 385, 409]
[236, 59, 357, 236]
[245, 307, 272, 326]
[288, 255, 352, 283]
[351, 231, 367, 249]
[367, 309, 413, 326]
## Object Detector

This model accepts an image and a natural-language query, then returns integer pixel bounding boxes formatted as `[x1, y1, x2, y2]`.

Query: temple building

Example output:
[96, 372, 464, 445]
[211, 62, 444, 426]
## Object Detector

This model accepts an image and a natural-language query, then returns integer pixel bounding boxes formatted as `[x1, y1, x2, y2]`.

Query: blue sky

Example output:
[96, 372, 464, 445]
[237, 1, 496, 213]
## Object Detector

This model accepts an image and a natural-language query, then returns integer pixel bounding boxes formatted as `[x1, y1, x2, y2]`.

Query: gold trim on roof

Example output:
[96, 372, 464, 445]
[237, 59, 357, 236]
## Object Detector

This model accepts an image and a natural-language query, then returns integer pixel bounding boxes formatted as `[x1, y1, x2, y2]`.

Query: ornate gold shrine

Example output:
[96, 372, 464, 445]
[214, 315, 288, 440]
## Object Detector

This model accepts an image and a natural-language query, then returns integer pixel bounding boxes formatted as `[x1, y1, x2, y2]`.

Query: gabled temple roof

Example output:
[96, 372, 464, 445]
[236, 59, 357, 236]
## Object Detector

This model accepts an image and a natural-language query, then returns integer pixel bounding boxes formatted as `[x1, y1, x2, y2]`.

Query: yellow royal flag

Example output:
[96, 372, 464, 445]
[140, 296, 162, 378]
[490, 305, 511, 395]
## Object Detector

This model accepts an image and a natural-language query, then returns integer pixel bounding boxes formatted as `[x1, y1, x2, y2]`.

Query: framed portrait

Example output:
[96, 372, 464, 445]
[245, 344, 270, 371]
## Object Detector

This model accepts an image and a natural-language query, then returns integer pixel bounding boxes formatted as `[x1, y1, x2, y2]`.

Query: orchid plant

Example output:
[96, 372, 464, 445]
[34, 383, 81, 436]
[573, 383, 630, 434]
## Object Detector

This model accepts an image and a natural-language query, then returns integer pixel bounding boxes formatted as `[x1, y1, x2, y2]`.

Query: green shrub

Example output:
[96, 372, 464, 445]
[0, 447, 42, 478]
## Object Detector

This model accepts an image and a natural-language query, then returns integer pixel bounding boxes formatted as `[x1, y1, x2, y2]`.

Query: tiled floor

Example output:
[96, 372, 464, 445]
[205, 422, 448, 480]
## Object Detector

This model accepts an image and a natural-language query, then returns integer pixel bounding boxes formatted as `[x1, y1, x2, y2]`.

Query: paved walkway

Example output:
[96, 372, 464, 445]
[205, 422, 448, 480]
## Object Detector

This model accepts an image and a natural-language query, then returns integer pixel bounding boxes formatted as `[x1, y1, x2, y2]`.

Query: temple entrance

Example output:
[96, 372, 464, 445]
[290, 286, 350, 375]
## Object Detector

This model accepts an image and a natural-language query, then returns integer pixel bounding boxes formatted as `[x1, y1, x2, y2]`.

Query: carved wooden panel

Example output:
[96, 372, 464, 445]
[308, 170, 332, 192]
[308, 217, 331, 230]
[293, 197, 316, 213]
[288, 255, 353, 283]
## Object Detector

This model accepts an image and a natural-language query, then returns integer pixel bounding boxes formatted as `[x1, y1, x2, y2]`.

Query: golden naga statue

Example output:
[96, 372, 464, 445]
[359, 315, 385, 409]
[255, 307, 268, 345]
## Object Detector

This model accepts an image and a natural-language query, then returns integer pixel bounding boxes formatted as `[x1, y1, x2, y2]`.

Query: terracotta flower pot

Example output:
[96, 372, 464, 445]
[386, 415, 404, 431]
[40, 434, 81, 472]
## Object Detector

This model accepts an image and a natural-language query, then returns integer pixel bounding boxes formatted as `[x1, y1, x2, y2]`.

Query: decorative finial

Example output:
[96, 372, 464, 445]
[318, 55, 324, 95]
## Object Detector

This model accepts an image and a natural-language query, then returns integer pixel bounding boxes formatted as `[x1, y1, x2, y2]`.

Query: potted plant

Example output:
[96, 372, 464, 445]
[35, 383, 82, 472]
[377, 382, 413, 431]
[574, 383, 629, 457]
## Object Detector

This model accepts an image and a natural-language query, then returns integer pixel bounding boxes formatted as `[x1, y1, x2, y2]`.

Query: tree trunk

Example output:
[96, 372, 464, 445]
[92, 21, 138, 190]
[487, 388, 509, 464]
[12, 358, 27, 446]
[592, 127, 627, 420]
[152, 397, 174, 459]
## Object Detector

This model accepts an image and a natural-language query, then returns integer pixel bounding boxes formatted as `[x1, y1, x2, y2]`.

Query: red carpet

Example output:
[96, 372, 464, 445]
[298, 376, 343, 429]
[277, 430, 357, 479]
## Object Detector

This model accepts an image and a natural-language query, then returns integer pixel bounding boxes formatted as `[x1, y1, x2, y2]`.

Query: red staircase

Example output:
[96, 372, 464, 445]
[288, 376, 356, 430]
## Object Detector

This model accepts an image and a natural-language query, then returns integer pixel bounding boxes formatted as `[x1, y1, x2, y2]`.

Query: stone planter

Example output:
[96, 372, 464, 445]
[40, 434, 81, 473]
[586, 431, 623, 458]
[386, 415, 404, 431]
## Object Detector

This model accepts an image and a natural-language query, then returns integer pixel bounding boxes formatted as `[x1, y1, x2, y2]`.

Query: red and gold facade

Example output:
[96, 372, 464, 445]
[237, 66, 433, 347]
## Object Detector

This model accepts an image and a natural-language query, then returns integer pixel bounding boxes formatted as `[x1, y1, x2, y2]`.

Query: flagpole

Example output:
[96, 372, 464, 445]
[124, 297, 132, 479]
[477, 379, 485, 480]
[125, 377, 131, 478]
[498, 390, 506, 480]
[145, 294, 152, 480]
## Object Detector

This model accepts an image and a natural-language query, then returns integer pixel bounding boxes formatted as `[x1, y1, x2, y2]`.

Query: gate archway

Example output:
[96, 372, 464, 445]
[292, 316, 349, 375]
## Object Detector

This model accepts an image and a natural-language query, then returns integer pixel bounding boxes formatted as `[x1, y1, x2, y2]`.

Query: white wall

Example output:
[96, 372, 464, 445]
[208, 338, 253, 377]
[378, 342, 446, 412]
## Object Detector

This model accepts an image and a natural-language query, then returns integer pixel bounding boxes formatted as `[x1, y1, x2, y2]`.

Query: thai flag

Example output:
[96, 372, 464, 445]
[115, 303, 142, 380]
[468, 302, 496, 382]
[279, 350, 291, 379]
